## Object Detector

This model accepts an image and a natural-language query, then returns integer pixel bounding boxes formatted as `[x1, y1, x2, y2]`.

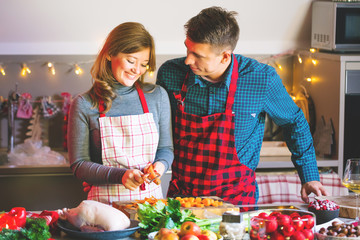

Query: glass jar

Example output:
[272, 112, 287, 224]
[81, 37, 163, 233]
[219, 211, 245, 240]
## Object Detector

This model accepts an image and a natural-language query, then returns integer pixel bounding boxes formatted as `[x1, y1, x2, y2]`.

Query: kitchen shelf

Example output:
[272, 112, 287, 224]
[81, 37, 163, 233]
[258, 156, 339, 168]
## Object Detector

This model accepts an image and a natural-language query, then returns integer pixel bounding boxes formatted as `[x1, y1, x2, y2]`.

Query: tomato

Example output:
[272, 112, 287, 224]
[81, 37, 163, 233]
[258, 212, 269, 219]
[290, 212, 300, 219]
[270, 230, 285, 240]
[302, 229, 314, 240]
[277, 214, 291, 227]
[265, 216, 278, 233]
[269, 211, 281, 218]
[301, 215, 315, 229]
[292, 216, 305, 231]
[281, 224, 295, 237]
[290, 231, 306, 240]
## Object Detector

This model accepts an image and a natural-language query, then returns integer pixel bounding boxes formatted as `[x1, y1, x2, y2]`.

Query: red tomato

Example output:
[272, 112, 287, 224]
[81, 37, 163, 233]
[281, 224, 295, 237]
[277, 214, 291, 227]
[265, 216, 278, 233]
[290, 231, 306, 240]
[290, 212, 300, 219]
[292, 217, 305, 232]
[302, 229, 314, 240]
[301, 215, 315, 229]
[270, 211, 281, 218]
[258, 212, 269, 219]
[270, 230, 285, 240]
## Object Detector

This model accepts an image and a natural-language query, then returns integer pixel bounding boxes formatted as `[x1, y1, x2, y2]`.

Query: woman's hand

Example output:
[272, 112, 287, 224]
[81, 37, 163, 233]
[122, 169, 145, 191]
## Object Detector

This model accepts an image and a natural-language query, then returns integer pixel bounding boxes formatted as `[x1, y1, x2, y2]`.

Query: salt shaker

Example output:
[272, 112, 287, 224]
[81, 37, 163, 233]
[219, 211, 245, 240]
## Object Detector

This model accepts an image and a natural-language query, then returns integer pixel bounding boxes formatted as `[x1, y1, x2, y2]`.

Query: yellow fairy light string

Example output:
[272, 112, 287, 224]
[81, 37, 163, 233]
[309, 48, 316, 53]
[0, 64, 5, 76]
[74, 64, 83, 75]
[306, 77, 313, 82]
[47, 62, 55, 75]
[297, 54, 302, 64]
[20, 63, 31, 76]
[311, 58, 318, 66]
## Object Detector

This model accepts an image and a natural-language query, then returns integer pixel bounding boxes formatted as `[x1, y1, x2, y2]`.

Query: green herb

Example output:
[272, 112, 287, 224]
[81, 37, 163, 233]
[0, 218, 51, 240]
[137, 198, 221, 236]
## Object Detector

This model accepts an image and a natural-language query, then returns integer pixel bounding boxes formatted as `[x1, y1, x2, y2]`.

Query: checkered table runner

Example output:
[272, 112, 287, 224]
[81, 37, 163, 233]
[257, 172, 349, 204]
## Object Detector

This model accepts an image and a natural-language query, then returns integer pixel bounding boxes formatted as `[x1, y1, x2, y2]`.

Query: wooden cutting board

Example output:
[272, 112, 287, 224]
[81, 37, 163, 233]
[112, 196, 239, 220]
[317, 195, 358, 219]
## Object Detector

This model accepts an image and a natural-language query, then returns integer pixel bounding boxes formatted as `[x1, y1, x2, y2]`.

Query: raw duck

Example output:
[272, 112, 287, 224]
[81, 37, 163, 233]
[58, 200, 131, 232]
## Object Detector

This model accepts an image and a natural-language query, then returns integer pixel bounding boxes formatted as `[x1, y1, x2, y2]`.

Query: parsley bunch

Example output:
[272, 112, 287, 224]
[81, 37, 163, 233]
[0, 218, 51, 240]
[137, 198, 221, 237]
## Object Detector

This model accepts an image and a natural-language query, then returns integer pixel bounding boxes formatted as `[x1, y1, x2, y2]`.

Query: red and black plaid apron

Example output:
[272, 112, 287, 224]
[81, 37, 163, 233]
[167, 57, 256, 211]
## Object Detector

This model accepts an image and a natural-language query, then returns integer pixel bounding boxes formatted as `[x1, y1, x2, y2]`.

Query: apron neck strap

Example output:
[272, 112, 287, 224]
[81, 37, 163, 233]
[225, 55, 239, 114]
[135, 82, 149, 113]
[98, 82, 150, 117]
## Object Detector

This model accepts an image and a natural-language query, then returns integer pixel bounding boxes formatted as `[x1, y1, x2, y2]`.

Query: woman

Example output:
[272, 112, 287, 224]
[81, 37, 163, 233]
[68, 22, 174, 204]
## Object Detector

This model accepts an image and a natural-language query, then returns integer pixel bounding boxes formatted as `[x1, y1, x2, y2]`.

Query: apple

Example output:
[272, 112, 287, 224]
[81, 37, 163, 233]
[156, 228, 173, 240]
[180, 222, 201, 237]
[200, 230, 217, 240]
[161, 232, 180, 240]
[302, 229, 314, 240]
[265, 216, 278, 233]
[277, 214, 291, 227]
[301, 215, 315, 229]
[197, 234, 211, 240]
[290, 231, 306, 240]
[281, 224, 295, 237]
[181, 234, 200, 240]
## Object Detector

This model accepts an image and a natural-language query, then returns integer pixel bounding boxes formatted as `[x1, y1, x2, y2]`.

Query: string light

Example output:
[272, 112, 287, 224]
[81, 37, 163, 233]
[74, 64, 83, 75]
[20, 63, 31, 76]
[297, 54, 302, 64]
[0, 64, 5, 76]
[311, 58, 318, 66]
[47, 62, 55, 75]
[305, 77, 313, 82]
[309, 48, 317, 53]
[148, 71, 154, 77]
[275, 62, 283, 71]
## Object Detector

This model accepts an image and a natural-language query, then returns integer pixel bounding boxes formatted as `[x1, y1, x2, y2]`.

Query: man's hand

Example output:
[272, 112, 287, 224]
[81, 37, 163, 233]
[301, 180, 328, 203]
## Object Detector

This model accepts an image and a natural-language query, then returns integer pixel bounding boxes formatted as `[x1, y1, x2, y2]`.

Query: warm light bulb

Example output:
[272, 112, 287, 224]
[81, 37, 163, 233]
[21, 63, 31, 76]
[311, 59, 318, 66]
[276, 63, 283, 70]
[74, 64, 83, 75]
[149, 71, 154, 77]
[292, 96, 296, 100]
[297, 54, 302, 64]
[309, 48, 316, 53]
[47, 62, 55, 75]
[306, 77, 312, 82]
[0, 65, 5, 76]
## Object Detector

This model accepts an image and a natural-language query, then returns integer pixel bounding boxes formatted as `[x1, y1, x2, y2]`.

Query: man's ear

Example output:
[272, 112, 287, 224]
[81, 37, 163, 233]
[221, 50, 232, 64]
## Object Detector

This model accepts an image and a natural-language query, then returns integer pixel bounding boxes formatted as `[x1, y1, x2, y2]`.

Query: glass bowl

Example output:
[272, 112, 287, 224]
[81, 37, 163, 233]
[246, 209, 316, 240]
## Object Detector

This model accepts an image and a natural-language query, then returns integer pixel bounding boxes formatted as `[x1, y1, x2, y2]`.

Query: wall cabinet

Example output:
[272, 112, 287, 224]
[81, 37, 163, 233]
[293, 51, 360, 177]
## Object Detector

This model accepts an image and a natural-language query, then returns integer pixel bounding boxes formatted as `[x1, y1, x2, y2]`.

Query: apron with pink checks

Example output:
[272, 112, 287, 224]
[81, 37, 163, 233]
[87, 82, 163, 204]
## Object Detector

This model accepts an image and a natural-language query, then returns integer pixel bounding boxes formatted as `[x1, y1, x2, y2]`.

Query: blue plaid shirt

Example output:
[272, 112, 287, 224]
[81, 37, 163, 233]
[157, 55, 320, 184]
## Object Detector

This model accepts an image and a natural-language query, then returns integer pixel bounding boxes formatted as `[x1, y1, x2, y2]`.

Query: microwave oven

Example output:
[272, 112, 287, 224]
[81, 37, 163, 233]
[311, 1, 360, 52]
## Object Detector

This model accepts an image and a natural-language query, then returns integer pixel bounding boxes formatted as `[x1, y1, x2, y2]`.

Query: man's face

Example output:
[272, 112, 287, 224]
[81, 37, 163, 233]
[184, 38, 226, 82]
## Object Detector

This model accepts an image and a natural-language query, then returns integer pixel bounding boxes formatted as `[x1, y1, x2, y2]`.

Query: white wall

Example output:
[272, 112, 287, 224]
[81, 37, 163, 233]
[0, 0, 314, 55]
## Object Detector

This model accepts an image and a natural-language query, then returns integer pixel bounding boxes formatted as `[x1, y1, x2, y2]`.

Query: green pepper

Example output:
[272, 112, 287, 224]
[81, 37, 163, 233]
[7, 207, 26, 228]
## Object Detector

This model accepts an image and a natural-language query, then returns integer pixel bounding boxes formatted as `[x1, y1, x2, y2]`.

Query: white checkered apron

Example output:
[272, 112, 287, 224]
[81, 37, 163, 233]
[87, 85, 163, 204]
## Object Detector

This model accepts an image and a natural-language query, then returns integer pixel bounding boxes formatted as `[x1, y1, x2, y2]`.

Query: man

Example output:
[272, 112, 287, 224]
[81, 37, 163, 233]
[157, 6, 327, 208]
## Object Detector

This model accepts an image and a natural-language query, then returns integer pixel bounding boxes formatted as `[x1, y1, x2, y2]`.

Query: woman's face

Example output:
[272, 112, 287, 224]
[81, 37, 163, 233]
[109, 48, 150, 87]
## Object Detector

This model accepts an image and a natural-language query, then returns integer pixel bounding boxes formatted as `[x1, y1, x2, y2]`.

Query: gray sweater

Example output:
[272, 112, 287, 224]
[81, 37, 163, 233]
[67, 82, 174, 184]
